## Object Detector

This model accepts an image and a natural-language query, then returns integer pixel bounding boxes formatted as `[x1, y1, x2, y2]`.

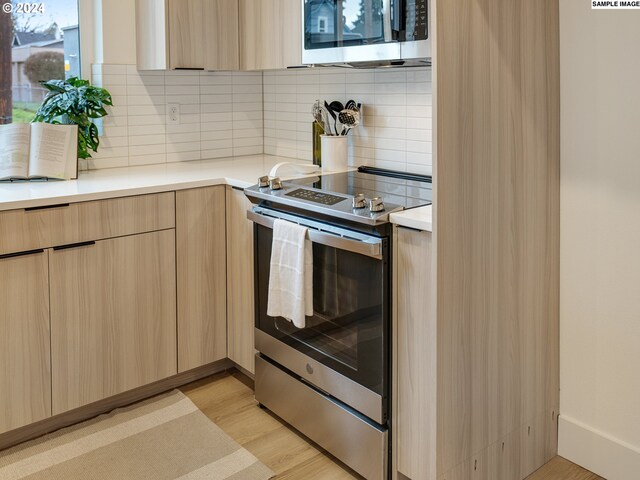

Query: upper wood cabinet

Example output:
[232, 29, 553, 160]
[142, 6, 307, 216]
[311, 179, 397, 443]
[204, 0, 240, 71]
[168, 0, 206, 69]
[136, 0, 239, 70]
[239, 0, 302, 70]
[226, 186, 255, 374]
[0, 250, 51, 434]
[176, 186, 228, 372]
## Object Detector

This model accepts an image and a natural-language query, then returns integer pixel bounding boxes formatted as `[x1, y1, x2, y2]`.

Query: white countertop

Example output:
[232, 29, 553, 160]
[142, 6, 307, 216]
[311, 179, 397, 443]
[0, 156, 431, 231]
[0, 155, 315, 212]
[390, 205, 433, 232]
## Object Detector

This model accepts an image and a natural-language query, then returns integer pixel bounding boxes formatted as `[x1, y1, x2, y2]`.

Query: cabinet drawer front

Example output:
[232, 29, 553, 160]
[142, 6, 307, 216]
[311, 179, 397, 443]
[0, 193, 175, 255]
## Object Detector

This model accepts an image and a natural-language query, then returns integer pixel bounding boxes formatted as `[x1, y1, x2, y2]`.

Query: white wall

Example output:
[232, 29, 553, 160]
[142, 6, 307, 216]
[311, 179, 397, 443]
[559, 2, 640, 479]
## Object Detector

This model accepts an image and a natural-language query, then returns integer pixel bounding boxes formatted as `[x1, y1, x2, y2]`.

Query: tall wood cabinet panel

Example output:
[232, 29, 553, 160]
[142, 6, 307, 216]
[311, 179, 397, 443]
[434, 0, 560, 478]
[394, 226, 436, 480]
[50, 230, 177, 414]
[0, 250, 51, 434]
[176, 186, 227, 372]
[226, 186, 255, 374]
[239, 0, 302, 70]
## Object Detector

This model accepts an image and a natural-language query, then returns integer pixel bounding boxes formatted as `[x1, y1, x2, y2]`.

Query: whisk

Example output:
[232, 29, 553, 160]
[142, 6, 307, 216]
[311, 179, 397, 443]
[338, 108, 361, 136]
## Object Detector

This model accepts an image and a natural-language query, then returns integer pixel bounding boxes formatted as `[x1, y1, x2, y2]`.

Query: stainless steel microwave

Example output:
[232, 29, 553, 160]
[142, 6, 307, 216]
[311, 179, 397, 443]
[302, 0, 431, 67]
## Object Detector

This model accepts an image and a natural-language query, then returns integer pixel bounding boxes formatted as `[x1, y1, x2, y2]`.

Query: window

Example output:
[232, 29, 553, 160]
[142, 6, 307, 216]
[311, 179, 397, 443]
[0, 0, 80, 124]
[318, 16, 327, 33]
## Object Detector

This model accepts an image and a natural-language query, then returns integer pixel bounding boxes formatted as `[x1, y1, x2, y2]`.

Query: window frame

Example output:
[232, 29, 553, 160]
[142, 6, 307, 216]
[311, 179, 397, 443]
[318, 16, 328, 33]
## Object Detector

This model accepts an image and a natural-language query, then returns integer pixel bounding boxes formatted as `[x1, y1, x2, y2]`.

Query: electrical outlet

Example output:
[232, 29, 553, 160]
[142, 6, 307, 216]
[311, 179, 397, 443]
[167, 103, 180, 124]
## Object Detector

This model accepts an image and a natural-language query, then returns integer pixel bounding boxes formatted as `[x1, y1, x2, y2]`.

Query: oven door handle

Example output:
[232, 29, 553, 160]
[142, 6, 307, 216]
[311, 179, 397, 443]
[247, 210, 383, 260]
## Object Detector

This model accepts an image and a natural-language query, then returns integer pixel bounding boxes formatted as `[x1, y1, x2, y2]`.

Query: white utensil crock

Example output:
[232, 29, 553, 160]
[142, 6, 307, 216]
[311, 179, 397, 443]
[320, 135, 348, 172]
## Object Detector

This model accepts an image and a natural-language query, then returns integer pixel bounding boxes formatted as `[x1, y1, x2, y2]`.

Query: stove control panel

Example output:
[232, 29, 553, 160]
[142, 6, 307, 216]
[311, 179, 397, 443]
[285, 188, 346, 206]
[248, 177, 402, 225]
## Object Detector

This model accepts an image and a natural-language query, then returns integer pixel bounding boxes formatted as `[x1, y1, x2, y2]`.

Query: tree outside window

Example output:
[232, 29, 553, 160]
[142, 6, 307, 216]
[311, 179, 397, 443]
[0, 0, 80, 125]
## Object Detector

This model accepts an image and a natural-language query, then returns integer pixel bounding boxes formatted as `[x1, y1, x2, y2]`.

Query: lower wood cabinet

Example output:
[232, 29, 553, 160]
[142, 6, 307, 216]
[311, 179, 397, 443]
[394, 226, 436, 480]
[176, 186, 227, 372]
[226, 186, 255, 374]
[0, 250, 51, 434]
[50, 230, 177, 414]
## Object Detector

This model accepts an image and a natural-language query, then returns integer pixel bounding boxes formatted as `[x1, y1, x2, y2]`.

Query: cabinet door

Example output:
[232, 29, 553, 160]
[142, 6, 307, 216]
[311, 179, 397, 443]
[395, 226, 436, 480]
[204, 0, 240, 70]
[176, 186, 227, 372]
[226, 187, 255, 373]
[168, 0, 205, 69]
[0, 250, 51, 434]
[50, 231, 177, 414]
[239, 0, 301, 70]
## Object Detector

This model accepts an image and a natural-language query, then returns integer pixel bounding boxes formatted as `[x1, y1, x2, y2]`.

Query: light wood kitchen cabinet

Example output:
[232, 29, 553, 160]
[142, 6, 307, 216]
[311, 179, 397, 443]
[176, 186, 227, 372]
[0, 193, 175, 257]
[393, 226, 436, 480]
[136, 0, 239, 70]
[226, 186, 255, 374]
[50, 230, 177, 414]
[204, 0, 240, 70]
[0, 250, 51, 434]
[168, 0, 206, 69]
[239, 0, 302, 70]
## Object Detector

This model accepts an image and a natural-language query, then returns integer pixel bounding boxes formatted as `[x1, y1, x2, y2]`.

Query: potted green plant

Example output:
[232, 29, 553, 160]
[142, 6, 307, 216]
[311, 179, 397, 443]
[33, 77, 113, 159]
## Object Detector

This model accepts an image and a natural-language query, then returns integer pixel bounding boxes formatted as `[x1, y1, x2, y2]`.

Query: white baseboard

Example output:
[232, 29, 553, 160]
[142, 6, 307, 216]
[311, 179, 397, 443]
[558, 415, 640, 480]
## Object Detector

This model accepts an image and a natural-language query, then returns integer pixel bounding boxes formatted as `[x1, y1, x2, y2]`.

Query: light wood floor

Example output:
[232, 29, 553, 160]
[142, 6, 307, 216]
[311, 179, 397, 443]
[180, 370, 604, 480]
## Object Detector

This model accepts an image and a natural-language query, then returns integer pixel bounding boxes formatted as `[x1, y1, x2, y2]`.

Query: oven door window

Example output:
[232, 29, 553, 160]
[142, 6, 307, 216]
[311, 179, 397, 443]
[256, 224, 387, 395]
[304, 0, 397, 50]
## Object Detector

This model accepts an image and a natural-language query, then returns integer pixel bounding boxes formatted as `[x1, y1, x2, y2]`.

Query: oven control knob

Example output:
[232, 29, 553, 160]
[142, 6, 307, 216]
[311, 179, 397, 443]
[258, 175, 269, 188]
[352, 193, 367, 209]
[369, 197, 385, 212]
[270, 177, 283, 190]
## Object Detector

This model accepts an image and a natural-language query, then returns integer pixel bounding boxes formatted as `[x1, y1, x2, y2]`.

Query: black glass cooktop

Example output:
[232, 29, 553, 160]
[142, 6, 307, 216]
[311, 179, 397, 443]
[288, 167, 433, 210]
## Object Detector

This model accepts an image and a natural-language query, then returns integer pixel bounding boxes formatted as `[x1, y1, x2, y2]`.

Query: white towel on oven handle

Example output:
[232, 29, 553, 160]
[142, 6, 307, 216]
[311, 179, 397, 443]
[267, 219, 313, 328]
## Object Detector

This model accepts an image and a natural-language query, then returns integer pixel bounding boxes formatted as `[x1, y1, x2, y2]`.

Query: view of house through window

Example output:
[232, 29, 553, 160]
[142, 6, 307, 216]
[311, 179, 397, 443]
[0, 0, 80, 124]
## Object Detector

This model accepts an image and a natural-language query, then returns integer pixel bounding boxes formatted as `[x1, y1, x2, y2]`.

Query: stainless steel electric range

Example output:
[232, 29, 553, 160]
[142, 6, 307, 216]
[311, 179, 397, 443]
[244, 166, 432, 480]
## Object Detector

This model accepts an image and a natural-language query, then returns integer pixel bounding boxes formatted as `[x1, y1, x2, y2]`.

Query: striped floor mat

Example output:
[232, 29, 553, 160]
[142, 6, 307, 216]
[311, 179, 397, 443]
[0, 390, 274, 480]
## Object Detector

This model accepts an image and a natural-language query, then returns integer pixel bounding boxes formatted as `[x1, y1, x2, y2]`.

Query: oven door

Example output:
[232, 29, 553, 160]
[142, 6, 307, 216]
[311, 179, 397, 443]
[302, 0, 401, 64]
[249, 207, 389, 424]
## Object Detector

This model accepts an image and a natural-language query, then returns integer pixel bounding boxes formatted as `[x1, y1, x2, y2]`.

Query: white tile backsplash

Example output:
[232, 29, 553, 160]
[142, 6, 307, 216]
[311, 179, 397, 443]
[87, 64, 431, 174]
[263, 67, 433, 174]
[88, 64, 263, 170]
